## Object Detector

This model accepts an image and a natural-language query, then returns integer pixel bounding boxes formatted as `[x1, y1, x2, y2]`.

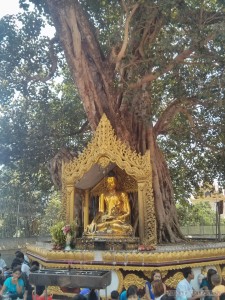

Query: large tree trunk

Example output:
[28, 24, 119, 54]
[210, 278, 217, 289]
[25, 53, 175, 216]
[148, 127, 184, 242]
[47, 0, 185, 243]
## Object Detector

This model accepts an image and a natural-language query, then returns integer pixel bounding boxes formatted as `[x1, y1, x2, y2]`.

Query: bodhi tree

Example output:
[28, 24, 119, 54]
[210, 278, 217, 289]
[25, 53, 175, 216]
[12, 0, 225, 242]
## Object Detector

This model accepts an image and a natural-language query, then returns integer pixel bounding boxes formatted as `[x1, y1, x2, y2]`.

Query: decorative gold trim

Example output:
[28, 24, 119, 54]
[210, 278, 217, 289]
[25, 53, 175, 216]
[165, 272, 183, 289]
[116, 270, 124, 293]
[27, 245, 225, 273]
[124, 273, 146, 289]
[62, 115, 151, 184]
[47, 286, 78, 297]
[143, 270, 168, 279]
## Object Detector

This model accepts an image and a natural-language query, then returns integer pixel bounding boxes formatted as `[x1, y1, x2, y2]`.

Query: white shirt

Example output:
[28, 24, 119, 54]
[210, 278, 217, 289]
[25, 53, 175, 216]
[0, 258, 6, 270]
[176, 278, 193, 300]
[21, 262, 30, 276]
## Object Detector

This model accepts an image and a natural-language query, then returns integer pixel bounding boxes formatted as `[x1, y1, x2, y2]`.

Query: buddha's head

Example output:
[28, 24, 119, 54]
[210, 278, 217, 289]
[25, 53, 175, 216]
[106, 176, 117, 190]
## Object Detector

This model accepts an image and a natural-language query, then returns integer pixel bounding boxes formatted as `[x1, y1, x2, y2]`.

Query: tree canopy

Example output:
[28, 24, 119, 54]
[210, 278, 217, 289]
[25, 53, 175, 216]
[0, 0, 225, 241]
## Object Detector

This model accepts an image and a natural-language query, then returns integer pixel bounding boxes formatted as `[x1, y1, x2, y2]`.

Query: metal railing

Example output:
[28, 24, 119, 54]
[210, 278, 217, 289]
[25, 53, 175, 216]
[180, 224, 225, 238]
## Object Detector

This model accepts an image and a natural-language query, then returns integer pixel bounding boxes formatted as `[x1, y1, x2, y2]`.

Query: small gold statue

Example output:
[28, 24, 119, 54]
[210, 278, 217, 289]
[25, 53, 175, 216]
[86, 176, 134, 236]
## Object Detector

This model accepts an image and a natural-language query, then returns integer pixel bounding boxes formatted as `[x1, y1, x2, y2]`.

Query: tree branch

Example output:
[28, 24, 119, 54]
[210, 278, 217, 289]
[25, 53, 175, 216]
[128, 28, 218, 90]
[136, 10, 164, 58]
[115, 2, 140, 67]
[129, 48, 194, 89]
[154, 97, 199, 136]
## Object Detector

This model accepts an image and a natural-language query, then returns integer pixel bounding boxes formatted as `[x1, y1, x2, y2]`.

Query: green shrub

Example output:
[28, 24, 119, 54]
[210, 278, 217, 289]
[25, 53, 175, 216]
[50, 221, 66, 247]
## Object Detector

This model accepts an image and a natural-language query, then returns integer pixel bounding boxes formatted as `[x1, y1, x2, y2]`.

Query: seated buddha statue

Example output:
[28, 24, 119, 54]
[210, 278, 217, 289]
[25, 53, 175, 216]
[86, 176, 134, 236]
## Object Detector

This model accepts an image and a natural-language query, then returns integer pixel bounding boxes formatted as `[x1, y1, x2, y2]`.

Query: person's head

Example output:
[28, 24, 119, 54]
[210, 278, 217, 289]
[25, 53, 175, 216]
[207, 268, 217, 288]
[15, 251, 24, 261]
[152, 280, 165, 298]
[182, 267, 194, 280]
[31, 261, 40, 268]
[127, 285, 138, 300]
[111, 290, 119, 300]
[30, 265, 39, 272]
[207, 268, 217, 281]
[151, 270, 162, 282]
[211, 274, 221, 286]
[12, 266, 22, 279]
[73, 295, 87, 300]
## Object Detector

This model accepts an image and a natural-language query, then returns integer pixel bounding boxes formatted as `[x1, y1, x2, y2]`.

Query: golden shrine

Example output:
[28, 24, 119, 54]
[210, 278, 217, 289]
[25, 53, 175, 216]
[61, 113, 156, 248]
[27, 115, 225, 298]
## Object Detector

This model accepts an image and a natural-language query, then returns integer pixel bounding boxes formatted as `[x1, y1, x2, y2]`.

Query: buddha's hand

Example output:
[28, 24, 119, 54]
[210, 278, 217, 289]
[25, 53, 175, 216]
[102, 214, 113, 221]
[117, 215, 126, 221]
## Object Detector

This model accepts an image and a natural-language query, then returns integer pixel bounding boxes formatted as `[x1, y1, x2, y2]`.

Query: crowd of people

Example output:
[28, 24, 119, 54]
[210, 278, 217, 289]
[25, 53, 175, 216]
[0, 251, 46, 300]
[1, 252, 225, 300]
[72, 267, 225, 300]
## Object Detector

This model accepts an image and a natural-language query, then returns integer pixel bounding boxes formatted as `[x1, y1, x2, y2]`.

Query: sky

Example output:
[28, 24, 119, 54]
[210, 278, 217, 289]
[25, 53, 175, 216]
[0, 1, 20, 18]
[0, 0, 55, 37]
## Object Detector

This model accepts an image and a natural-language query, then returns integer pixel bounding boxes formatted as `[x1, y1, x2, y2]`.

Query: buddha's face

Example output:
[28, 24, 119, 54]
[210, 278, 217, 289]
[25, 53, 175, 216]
[106, 177, 117, 190]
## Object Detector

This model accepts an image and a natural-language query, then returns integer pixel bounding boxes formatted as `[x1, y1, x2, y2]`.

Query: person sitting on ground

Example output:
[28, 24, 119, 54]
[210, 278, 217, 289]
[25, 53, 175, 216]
[152, 280, 166, 300]
[14, 250, 30, 267]
[0, 253, 7, 271]
[0, 270, 5, 289]
[0, 266, 24, 299]
[11, 251, 24, 269]
[12, 251, 30, 277]
[211, 274, 225, 299]
[111, 290, 120, 300]
[3, 267, 12, 279]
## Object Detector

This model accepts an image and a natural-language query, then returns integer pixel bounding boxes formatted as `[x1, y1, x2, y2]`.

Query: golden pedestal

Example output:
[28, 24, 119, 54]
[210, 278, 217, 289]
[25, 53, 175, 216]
[27, 241, 225, 298]
[76, 237, 140, 250]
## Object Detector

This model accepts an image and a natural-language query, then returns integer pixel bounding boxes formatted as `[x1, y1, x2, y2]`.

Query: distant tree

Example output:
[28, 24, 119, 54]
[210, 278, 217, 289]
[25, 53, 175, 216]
[0, 13, 91, 235]
[176, 202, 216, 226]
[39, 191, 62, 235]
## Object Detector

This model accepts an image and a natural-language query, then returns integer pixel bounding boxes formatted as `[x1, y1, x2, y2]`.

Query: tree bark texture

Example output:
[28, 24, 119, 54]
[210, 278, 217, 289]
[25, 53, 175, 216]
[47, 0, 184, 243]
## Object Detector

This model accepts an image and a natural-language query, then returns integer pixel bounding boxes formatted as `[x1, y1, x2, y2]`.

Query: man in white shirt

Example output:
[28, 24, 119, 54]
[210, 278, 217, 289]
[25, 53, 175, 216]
[20, 253, 30, 276]
[0, 253, 6, 270]
[176, 267, 202, 300]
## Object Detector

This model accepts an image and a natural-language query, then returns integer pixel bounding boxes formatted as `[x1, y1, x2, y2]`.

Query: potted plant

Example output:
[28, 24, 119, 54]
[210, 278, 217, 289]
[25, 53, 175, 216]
[50, 220, 78, 250]
[50, 221, 66, 250]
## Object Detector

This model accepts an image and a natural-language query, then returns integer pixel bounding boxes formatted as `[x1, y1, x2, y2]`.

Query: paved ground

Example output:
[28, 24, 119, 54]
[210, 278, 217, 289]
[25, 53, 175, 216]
[0, 249, 20, 268]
